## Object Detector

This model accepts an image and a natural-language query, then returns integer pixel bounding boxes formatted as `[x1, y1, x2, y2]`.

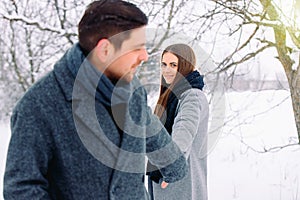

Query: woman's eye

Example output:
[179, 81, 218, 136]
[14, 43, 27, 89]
[161, 63, 167, 68]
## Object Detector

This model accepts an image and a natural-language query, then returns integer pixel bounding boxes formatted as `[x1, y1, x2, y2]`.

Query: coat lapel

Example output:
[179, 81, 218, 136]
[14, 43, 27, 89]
[72, 95, 120, 164]
[54, 59, 122, 168]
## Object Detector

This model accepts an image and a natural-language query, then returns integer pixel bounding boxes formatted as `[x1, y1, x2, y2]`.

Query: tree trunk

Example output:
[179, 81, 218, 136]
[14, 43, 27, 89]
[260, 0, 300, 142]
[287, 70, 300, 142]
[273, 29, 300, 142]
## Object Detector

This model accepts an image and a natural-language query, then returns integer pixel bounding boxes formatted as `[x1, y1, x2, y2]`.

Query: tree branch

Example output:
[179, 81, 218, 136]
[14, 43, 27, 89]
[2, 14, 77, 37]
[220, 41, 273, 72]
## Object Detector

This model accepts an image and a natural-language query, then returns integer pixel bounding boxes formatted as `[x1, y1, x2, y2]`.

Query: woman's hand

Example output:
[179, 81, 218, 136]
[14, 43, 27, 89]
[161, 181, 169, 189]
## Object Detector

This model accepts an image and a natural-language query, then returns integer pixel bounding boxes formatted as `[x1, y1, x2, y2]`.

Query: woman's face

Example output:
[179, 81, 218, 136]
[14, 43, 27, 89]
[161, 52, 179, 84]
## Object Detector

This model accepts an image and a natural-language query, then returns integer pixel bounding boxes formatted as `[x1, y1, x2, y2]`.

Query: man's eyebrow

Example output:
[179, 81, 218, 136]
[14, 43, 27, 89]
[133, 43, 146, 48]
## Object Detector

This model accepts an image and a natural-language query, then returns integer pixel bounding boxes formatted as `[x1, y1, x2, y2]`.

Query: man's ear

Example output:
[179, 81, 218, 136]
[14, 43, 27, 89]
[94, 39, 113, 63]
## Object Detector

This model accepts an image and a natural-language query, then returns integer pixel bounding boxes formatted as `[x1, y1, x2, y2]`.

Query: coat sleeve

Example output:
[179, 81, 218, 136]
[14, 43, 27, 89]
[4, 104, 53, 199]
[172, 89, 209, 159]
[145, 106, 188, 183]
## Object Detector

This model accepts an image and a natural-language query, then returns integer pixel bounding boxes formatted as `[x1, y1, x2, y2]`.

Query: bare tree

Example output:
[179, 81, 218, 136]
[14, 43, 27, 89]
[183, 0, 300, 141]
[0, 0, 85, 120]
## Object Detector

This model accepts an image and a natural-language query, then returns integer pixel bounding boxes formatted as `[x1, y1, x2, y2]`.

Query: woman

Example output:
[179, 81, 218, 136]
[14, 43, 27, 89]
[147, 43, 209, 200]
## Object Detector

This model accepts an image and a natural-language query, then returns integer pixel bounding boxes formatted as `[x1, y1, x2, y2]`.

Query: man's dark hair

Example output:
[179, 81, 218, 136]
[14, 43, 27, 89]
[78, 0, 148, 54]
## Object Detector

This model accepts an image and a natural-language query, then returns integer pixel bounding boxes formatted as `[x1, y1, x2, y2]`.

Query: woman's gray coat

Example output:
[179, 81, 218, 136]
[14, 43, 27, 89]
[152, 88, 209, 200]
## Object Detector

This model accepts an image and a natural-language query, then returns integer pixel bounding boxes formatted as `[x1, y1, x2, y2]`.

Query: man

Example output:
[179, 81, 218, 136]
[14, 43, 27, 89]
[4, 1, 187, 199]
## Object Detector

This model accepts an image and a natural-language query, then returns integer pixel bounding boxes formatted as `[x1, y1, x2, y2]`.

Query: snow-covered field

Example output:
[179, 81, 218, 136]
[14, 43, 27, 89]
[1, 90, 299, 200]
[208, 90, 300, 200]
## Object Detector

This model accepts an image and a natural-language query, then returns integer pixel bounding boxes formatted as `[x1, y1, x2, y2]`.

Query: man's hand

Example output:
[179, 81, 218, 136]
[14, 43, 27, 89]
[161, 181, 169, 189]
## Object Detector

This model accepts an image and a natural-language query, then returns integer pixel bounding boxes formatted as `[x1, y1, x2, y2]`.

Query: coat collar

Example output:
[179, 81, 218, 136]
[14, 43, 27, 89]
[53, 43, 88, 102]
[53, 61, 75, 102]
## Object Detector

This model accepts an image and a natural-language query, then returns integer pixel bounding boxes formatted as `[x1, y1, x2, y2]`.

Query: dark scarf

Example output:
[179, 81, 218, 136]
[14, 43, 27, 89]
[147, 70, 204, 184]
[66, 43, 139, 108]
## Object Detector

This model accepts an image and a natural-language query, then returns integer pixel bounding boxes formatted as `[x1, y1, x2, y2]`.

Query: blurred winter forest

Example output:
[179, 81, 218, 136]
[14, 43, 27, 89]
[0, 0, 299, 146]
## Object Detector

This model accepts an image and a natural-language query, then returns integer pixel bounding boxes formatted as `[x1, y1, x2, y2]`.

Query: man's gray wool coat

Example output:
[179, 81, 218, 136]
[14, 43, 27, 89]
[4, 43, 187, 200]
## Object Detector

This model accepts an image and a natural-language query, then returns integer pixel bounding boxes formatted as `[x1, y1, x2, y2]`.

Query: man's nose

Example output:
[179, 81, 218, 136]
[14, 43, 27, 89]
[139, 48, 149, 62]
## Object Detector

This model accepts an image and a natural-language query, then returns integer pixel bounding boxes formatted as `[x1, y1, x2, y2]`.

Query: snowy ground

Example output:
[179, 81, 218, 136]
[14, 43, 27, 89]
[1, 90, 299, 200]
[208, 90, 300, 200]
